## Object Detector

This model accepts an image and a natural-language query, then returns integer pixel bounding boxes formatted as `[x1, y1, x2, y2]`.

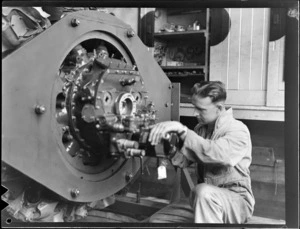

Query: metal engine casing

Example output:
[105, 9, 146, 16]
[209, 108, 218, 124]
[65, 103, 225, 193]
[2, 10, 175, 203]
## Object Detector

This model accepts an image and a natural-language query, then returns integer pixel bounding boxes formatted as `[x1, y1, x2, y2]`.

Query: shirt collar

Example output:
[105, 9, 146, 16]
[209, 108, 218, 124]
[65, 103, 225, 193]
[214, 107, 233, 130]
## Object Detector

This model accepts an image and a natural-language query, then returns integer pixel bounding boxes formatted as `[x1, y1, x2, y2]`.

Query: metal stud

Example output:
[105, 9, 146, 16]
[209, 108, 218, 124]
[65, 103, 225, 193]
[71, 18, 80, 27]
[125, 173, 133, 182]
[35, 105, 46, 115]
[127, 29, 135, 38]
[70, 188, 80, 198]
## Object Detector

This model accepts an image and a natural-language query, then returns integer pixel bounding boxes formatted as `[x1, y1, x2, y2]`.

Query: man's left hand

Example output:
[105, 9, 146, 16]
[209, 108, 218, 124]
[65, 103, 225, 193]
[149, 121, 187, 145]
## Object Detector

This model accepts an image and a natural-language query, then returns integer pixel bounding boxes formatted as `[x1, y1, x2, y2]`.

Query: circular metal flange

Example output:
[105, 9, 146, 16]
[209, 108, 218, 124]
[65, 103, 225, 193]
[115, 93, 137, 116]
[54, 32, 135, 181]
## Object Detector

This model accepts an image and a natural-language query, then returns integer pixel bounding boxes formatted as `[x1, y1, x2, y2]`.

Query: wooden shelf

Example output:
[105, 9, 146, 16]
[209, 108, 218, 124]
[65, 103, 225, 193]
[154, 8, 210, 93]
[161, 65, 205, 70]
[154, 30, 206, 40]
[166, 9, 207, 16]
[168, 74, 204, 78]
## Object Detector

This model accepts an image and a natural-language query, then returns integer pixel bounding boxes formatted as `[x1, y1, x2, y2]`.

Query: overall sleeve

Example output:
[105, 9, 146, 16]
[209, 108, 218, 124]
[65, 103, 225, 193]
[180, 127, 250, 166]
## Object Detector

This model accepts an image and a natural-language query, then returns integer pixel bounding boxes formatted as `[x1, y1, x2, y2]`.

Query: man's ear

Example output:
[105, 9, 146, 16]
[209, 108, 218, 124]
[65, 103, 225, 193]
[216, 102, 225, 111]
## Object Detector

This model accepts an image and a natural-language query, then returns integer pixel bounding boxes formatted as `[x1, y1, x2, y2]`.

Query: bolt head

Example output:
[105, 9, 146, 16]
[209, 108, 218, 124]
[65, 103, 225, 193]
[127, 29, 135, 38]
[35, 105, 46, 114]
[71, 18, 80, 27]
[125, 173, 133, 182]
[70, 188, 80, 198]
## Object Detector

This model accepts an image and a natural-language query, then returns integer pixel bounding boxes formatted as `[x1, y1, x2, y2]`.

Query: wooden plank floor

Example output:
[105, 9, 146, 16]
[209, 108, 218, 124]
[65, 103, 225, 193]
[77, 193, 286, 225]
[247, 216, 285, 225]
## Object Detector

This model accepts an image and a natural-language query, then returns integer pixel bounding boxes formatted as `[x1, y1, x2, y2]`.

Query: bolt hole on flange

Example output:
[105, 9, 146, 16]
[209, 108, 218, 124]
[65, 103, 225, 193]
[6, 218, 12, 224]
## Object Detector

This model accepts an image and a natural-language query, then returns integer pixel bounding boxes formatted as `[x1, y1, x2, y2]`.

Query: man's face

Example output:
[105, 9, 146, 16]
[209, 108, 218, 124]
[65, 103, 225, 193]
[191, 94, 221, 125]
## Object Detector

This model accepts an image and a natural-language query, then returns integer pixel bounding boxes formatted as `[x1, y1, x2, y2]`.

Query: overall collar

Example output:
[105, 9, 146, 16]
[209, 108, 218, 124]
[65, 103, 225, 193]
[214, 107, 233, 130]
[196, 107, 233, 131]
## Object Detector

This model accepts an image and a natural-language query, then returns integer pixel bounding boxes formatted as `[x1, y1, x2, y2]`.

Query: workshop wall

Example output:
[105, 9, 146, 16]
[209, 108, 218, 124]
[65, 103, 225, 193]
[210, 8, 285, 107]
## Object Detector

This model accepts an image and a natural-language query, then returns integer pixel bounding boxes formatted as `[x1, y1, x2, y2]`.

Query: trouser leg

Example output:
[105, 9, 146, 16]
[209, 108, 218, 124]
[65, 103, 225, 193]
[190, 183, 251, 223]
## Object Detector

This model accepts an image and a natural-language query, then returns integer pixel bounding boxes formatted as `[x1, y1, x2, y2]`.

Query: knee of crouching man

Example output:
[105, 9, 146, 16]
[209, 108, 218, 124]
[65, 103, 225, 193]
[191, 183, 215, 201]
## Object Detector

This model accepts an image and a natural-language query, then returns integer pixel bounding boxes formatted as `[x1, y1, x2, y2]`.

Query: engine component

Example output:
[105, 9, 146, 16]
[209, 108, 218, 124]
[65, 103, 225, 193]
[2, 8, 176, 210]
[2, 7, 51, 54]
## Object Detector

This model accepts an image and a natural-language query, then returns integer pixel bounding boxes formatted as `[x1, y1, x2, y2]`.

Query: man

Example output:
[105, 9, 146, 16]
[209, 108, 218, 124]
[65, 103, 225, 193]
[148, 81, 255, 223]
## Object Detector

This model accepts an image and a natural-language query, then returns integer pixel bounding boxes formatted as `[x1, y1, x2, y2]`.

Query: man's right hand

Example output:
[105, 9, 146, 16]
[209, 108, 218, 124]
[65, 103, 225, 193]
[149, 121, 188, 145]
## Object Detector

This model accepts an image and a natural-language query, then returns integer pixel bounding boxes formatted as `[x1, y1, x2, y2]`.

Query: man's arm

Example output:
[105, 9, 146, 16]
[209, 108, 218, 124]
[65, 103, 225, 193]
[180, 127, 250, 166]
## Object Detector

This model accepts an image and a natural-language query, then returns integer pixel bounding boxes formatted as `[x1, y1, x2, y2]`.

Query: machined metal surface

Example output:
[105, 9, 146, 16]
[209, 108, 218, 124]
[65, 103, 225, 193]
[2, 10, 173, 203]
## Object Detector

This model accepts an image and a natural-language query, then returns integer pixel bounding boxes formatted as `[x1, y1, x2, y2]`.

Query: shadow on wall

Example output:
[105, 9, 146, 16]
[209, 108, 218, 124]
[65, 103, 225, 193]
[210, 8, 231, 46]
[139, 10, 155, 47]
[269, 8, 287, 42]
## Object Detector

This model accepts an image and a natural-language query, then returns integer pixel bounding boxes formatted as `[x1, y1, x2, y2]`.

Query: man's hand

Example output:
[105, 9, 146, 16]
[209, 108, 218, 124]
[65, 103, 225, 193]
[149, 121, 187, 145]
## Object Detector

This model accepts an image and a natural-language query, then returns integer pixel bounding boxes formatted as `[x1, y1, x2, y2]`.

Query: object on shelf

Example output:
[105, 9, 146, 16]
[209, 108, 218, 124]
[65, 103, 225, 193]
[165, 69, 204, 77]
[159, 23, 186, 33]
[159, 23, 176, 33]
[166, 61, 184, 67]
[187, 25, 194, 31]
[165, 44, 205, 66]
[193, 20, 201, 30]
[174, 25, 185, 32]
[173, 49, 185, 62]
[153, 41, 167, 66]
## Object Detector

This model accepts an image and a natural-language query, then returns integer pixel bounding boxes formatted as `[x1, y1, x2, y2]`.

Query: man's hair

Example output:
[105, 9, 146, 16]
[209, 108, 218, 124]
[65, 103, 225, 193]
[191, 81, 227, 103]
